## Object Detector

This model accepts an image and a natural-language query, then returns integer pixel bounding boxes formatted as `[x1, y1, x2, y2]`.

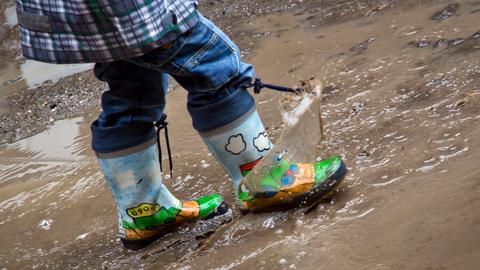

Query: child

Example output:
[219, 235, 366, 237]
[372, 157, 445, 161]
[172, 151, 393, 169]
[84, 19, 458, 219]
[17, 0, 346, 250]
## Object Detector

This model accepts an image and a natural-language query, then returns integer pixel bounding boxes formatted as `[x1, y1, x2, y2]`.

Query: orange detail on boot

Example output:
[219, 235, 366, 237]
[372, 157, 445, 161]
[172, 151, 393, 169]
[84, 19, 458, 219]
[242, 164, 317, 209]
[124, 227, 171, 241]
[283, 163, 315, 193]
[176, 201, 200, 221]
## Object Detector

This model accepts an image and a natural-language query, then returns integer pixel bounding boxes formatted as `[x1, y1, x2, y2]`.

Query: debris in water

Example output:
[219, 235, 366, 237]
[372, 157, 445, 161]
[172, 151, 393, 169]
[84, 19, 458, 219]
[431, 3, 459, 20]
[448, 38, 465, 46]
[454, 91, 480, 108]
[38, 219, 53, 230]
[296, 251, 307, 258]
[4, 76, 23, 86]
[434, 39, 448, 48]
[455, 99, 467, 108]
[349, 36, 377, 55]
[350, 102, 365, 114]
[415, 40, 431, 48]
[357, 150, 370, 157]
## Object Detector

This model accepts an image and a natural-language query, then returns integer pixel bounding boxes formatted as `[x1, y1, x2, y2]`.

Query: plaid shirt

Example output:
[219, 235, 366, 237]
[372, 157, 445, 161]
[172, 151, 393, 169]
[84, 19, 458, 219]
[16, 0, 199, 64]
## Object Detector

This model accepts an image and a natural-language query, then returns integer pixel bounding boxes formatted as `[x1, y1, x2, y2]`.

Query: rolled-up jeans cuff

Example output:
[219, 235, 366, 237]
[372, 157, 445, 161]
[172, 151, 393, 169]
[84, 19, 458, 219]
[188, 89, 255, 132]
[91, 121, 156, 153]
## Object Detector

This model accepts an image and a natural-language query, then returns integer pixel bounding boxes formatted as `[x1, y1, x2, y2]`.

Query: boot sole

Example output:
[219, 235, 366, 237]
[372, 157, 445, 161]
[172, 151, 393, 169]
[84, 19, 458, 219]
[240, 160, 348, 214]
[121, 200, 230, 251]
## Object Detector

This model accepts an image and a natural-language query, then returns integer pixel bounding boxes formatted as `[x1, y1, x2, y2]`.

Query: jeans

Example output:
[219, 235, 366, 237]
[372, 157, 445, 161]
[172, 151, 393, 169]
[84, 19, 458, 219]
[91, 13, 255, 153]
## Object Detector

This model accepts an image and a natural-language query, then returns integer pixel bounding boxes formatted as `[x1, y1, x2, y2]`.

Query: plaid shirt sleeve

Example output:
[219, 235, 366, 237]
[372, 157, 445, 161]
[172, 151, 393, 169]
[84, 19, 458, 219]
[17, 0, 199, 64]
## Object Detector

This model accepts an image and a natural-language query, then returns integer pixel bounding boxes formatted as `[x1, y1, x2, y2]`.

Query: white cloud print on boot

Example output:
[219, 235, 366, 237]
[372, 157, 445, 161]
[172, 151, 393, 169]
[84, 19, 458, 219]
[225, 134, 247, 155]
[253, 131, 271, 152]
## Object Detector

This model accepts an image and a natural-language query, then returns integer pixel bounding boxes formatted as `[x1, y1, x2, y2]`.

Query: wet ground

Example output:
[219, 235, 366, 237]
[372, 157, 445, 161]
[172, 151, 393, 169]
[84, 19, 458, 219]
[1, 0, 480, 269]
[0, 0, 100, 143]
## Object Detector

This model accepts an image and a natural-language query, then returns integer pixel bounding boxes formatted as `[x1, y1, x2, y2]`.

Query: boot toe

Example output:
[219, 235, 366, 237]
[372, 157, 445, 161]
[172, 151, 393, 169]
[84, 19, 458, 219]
[240, 157, 347, 213]
[203, 200, 229, 220]
[197, 193, 228, 218]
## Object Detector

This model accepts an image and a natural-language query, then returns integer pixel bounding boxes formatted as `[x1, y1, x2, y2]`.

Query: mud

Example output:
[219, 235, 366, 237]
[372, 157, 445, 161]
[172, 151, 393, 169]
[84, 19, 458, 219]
[1, 0, 480, 269]
[0, 1, 100, 144]
[0, 0, 429, 144]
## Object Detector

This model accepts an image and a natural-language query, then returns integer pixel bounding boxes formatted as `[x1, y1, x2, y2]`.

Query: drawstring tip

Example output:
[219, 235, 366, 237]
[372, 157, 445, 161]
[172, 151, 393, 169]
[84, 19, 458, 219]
[245, 78, 304, 94]
[156, 113, 174, 180]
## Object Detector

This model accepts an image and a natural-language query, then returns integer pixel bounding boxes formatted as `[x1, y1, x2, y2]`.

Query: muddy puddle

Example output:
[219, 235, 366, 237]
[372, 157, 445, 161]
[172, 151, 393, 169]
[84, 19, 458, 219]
[0, 52, 93, 99]
[1, 0, 480, 269]
[0, 4, 92, 97]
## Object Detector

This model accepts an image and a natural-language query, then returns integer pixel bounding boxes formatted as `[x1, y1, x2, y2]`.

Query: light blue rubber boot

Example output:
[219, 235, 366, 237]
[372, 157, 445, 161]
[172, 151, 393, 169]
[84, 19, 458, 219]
[200, 108, 347, 213]
[200, 108, 272, 195]
[97, 139, 228, 250]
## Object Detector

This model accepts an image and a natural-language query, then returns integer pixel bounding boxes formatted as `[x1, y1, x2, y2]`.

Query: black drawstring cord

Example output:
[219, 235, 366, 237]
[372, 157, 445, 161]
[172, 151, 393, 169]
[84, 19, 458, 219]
[155, 114, 173, 179]
[245, 78, 304, 94]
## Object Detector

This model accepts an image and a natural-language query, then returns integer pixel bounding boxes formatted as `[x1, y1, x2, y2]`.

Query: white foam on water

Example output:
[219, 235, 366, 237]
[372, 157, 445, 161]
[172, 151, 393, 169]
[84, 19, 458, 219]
[281, 85, 321, 127]
[370, 176, 405, 187]
[75, 232, 91, 241]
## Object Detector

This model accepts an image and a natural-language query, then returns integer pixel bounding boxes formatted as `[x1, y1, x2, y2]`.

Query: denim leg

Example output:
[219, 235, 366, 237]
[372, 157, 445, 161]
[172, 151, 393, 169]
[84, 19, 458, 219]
[139, 13, 255, 133]
[91, 60, 168, 153]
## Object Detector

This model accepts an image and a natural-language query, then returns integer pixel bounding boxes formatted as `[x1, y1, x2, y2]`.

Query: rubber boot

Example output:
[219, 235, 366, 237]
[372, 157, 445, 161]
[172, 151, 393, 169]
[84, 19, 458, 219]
[97, 140, 228, 250]
[201, 108, 347, 213]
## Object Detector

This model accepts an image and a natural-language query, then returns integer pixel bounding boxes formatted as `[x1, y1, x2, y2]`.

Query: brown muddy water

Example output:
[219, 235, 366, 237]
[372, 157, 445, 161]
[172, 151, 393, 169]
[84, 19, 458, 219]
[1, 1, 480, 269]
[0, 1, 99, 142]
[0, 3, 92, 92]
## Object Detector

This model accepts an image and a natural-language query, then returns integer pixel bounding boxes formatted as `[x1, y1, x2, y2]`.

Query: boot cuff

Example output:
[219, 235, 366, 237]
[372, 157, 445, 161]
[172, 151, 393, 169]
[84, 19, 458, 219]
[188, 89, 255, 133]
[91, 121, 156, 154]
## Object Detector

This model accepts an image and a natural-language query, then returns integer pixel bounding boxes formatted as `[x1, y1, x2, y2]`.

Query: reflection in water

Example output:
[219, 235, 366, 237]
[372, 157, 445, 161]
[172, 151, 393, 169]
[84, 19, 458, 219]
[3, 6, 17, 27]
[0, 6, 92, 94]
[20, 61, 93, 88]
[12, 117, 85, 161]
[0, 58, 92, 98]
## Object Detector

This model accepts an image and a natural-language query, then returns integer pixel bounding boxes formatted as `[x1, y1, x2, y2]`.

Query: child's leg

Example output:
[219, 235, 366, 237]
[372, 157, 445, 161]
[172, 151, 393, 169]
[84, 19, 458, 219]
[91, 60, 227, 250]
[136, 13, 270, 194]
[91, 60, 168, 153]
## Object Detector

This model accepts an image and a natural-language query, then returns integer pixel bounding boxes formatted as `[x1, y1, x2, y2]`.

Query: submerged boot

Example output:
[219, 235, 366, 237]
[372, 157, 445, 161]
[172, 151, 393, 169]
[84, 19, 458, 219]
[97, 140, 228, 250]
[201, 108, 347, 213]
